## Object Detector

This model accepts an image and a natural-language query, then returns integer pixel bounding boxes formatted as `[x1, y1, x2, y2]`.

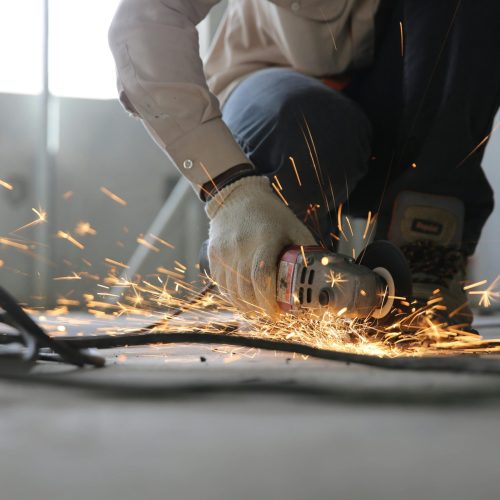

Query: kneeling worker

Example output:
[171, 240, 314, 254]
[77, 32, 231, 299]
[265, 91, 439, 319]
[108, 0, 499, 327]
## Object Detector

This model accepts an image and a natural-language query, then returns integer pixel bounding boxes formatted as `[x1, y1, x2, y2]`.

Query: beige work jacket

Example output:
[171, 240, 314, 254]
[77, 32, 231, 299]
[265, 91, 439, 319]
[109, 0, 379, 194]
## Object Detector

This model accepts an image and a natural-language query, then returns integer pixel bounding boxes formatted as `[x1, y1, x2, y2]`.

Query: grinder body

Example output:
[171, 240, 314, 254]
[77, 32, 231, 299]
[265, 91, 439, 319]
[200, 240, 412, 320]
[277, 245, 394, 318]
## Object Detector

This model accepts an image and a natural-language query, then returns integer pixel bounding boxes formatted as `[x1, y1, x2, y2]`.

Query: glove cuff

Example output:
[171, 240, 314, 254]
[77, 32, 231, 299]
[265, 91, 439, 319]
[200, 163, 256, 201]
[205, 175, 271, 219]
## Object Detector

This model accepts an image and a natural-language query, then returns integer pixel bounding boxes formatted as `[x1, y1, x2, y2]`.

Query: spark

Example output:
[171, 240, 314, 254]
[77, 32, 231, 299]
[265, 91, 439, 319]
[399, 21, 404, 57]
[75, 221, 97, 236]
[57, 298, 81, 306]
[273, 175, 283, 191]
[199, 161, 220, 198]
[320, 7, 337, 51]
[301, 116, 324, 187]
[199, 184, 224, 207]
[337, 203, 348, 241]
[362, 211, 372, 240]
[174, 260, 187, 271]
[469, 290, 499, 308]
[12, 208, 47, 233]
[104, 258, 129, 269]
[137, 237, 160, 253]
[327, 270, 347, 287]
[157, 266, 185, 280]
[301, 114, 334, 220]
[345, 216, 354, 237]
[63, 191, 73, 200]
[467, 276, 500, 308]
[150, 234, 175, 249]
[97, 292, 120, 298]
[0, 238, 29, 251]
[300, 245, 308, 267]
[100, 186, 127, 206]
[463, 279, 488, 290]
[426, 296, 444, 306]
[337, 307, 347, 317]
[377, 284, 390, 316]
[304, 203, 321, 226]
[56, 231, 85, 250]
[457, 121, 500, 168]
[63, 263, 500, 360]
[289, 156, 302, 186]
[53, 272, 82, 281]
[448, 302, 469, 319]
[0, 179, 13, 190]
[3, 168, 498, 362]
[272, 182, 289, 206]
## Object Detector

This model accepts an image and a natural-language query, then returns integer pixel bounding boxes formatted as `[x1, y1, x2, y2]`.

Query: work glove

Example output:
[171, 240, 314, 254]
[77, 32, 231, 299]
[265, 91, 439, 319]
[205, 176, 316, 317]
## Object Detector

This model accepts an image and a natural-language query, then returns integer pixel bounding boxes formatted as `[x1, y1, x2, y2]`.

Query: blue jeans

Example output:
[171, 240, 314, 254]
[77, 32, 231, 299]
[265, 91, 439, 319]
[222, 0, 499, 255]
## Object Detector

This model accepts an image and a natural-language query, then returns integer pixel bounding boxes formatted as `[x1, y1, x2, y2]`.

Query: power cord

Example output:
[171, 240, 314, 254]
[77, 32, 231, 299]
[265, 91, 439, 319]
[1, 283, 500, 376]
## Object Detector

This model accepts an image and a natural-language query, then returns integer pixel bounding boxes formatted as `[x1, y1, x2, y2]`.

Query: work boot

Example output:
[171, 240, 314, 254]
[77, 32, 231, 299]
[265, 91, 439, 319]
[387, 191, 474, 331]
[399, 239, 473, 328]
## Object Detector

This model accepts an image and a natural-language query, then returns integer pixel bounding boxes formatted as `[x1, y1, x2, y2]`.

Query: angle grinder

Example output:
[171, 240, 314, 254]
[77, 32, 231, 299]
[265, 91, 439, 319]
[200, 240, 412, 320]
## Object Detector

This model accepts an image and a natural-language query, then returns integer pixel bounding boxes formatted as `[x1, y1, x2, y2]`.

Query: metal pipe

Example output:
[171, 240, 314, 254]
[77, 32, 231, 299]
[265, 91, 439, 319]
[34, 0, 55, 305]
[110, 177, 192, 298]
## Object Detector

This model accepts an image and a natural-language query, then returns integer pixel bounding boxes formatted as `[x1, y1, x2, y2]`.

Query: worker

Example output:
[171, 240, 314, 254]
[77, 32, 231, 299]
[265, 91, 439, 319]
[108, 0, 499, 327]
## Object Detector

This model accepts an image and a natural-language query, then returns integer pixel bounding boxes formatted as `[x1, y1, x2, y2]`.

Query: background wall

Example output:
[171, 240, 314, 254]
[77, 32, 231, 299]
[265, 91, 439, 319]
[470, 116, 500, 290]
[0, 0, 226, 306]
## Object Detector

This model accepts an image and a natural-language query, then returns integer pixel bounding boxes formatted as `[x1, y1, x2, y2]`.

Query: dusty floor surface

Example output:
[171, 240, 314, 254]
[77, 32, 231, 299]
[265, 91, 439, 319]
[1, 315, 500, 500]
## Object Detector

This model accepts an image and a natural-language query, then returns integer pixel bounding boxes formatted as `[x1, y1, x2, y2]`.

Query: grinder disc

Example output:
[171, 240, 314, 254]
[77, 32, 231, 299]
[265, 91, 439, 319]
[356, 240, 413, 303]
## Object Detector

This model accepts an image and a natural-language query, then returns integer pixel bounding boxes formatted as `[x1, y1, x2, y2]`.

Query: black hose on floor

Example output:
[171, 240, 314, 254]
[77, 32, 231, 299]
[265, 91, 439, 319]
[21, 329, 500, 375]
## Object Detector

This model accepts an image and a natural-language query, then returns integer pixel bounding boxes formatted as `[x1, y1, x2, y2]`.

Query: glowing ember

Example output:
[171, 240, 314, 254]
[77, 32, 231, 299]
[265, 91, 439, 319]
[100, 186, 127, 206]
[75, 221, 97, 236]
[57, 230, 85, 250]
[0, 179, 13, 191]
[13, 208, 47, 233]
[35, 262, 496, 360]
[0, 140, 498, 360]
[0, 238, 29, 251]
[327, 270, 347, 288]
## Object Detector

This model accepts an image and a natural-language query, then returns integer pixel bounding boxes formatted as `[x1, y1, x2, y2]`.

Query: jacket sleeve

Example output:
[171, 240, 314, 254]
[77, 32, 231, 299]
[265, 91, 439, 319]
[108, 0, 253, 194]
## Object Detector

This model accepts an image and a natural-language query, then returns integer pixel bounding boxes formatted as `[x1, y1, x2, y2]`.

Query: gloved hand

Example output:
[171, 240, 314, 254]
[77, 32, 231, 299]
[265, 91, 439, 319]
[205, 176, 316, 316]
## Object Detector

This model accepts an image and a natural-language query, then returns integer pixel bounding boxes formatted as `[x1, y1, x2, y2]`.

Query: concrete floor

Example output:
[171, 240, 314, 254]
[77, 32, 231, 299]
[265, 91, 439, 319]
[1, 315, 500, 500]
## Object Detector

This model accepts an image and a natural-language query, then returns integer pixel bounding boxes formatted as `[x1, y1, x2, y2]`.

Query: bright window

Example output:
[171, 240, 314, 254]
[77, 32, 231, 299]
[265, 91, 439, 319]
[0, 0, 44, 95]
[49, 0, 121, 99]
[0, 1, 214, 99]
[0, 0, 120, 99]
